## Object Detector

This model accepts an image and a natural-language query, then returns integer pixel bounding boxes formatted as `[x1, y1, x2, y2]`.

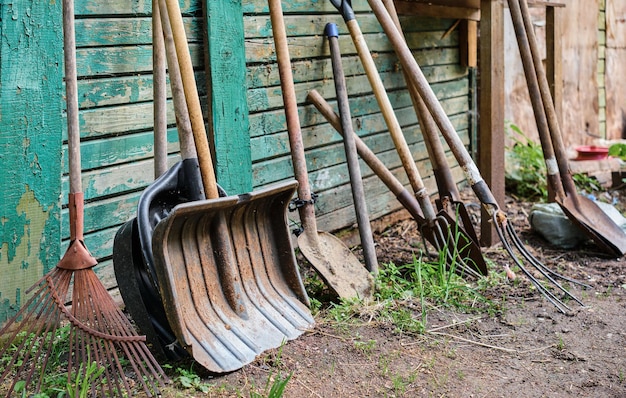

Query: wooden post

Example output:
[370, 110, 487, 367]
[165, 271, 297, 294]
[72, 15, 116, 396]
[545, 5, 563, 129]
[203, 0, 253, 194]
[0, 1, 64, 324]
[479, 0, 505, 247]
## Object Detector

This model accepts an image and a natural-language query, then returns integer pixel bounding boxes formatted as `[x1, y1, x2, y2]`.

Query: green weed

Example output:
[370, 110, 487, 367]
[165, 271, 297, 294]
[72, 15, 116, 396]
[505, 122, 548, 201]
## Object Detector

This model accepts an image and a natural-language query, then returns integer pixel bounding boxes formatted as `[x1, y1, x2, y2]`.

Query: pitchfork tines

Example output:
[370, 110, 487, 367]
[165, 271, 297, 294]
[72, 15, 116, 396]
[490, 205, 589, 314]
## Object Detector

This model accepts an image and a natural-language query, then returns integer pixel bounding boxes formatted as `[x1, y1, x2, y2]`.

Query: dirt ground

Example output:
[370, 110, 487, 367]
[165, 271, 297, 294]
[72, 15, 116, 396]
[155, 187, 626, 397]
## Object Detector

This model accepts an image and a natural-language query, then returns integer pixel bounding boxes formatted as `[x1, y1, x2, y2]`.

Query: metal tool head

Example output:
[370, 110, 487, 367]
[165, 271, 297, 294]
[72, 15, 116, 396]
[151, 180, 314, 373]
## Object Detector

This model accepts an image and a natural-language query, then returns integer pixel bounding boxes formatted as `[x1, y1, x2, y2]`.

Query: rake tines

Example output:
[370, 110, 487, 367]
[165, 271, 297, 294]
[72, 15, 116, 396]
[0, 267, 168, 397]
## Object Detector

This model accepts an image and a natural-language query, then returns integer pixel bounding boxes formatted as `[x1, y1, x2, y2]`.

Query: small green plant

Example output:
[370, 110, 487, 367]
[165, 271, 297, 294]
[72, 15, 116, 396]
[572, 173, 602, 194]
[250, 371, 293, 398]
[555, 335, 566, 351]
[65, 351, 106, 398]
[353, 337, 377, 358]
[171, 365, 213, 393]
[608, 143, 626, 160]
[505, 122, 548, 201]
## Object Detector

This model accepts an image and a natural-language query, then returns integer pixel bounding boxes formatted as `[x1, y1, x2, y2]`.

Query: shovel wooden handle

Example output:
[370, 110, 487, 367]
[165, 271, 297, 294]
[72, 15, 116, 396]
[157, 0, 196, 162]
[153, 1, 168, 178]
[165, 0, 218, 199]
[367, 0, 499, 208]
[332, 0, 436, 221]
[268, 0, 319, 236]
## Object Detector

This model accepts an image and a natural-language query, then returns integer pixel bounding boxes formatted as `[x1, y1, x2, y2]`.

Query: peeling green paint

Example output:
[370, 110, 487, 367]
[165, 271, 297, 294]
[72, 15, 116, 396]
[1, 0, 63, 325]
[0, 187, 51, 322]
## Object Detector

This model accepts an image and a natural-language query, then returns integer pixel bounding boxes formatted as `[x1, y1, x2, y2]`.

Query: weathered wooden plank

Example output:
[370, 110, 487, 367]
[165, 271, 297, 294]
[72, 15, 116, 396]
[61, 128, 180, 173]
[247, 47, 460, 88]
[62, 192, 140, 238]
[62, 155, 180, 201]
[249, 78, 470, 138]
[244, 14, 458, 39]
[251, 96, 469, 161]
[77, 72, 207, 108]
[0, 1, 64, 324]
[75, 17, 201, 47]
[252, 119, 470, 187]
[248, 62, 467, 112]
[74, 1, 200, 16]
[204, 0, 253, 194]
[245, 30, 458, 63]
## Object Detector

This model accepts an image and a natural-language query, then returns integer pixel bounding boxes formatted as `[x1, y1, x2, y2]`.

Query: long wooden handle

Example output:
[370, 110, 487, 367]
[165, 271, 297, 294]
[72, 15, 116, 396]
[381, 0, 461, 201]
[517, 0, 576, 196]
[158, 0, 196, 161]
[165, 0, 218, 199]
[367, 0, 499, 207]
[153, 1, 168, 178]
[268, 0, 319, 234]
[338, 10, 436, 220]
[307, 89, 425, 222]
[63, 0, 81, 194]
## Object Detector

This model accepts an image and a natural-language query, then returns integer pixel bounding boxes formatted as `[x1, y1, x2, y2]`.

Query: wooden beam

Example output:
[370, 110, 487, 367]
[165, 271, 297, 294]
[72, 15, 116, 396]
[0, 1, 64, 324]
[460, 19, 478, 67]
[203, 0, 253, 194]
[478, 0, 505, 247]
[394, 1, 481, 20]
[545, 5, 563, 128]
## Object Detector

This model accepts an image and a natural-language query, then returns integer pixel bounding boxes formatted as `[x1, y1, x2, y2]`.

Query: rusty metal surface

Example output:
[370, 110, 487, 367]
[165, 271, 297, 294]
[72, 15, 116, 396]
[559, 195, 626, 255]
[151, 180, 314, 373]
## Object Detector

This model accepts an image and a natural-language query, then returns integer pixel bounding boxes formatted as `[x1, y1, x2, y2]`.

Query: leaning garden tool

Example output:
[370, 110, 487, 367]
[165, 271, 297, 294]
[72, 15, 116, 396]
[367, 0, 586, 312]
[0, 0, 167, 395]
[326, 22, 379, 275]
[113, 0, 199, 361]
[381, 0, 481, 247]
[331, 0, 487, 277]
[307, 90, 429, 231]
[308, 90, 484, 279]
[509, 0, 626, 256]
[269, 0, 374, 298]
[148, 0, 314, 373]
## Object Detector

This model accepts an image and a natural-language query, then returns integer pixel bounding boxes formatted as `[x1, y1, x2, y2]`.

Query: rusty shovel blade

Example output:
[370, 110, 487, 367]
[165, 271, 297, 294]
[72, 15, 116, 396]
[559, 194, 626, 255]
[151, 180, 314, 373]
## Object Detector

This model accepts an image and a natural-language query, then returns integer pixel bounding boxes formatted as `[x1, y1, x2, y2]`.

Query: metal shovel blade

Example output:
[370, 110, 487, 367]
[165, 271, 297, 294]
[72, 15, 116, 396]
[298, 231, 375, 299]
[151, 180, 313, 372]
[559, 195, 626, 255]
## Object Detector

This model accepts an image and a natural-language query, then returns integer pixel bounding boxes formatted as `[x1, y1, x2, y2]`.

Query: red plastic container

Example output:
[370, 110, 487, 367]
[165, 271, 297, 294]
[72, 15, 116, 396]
[574, 145, 609, 161]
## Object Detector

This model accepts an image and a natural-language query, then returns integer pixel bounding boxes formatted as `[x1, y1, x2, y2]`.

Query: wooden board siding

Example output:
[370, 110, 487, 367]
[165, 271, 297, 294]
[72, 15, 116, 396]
[243, 8, 470, 236]
[605, 0, 626, 140]
[1, 0, 472, 315]
[504, 1, 603, 148]
[0, 2, 64, 322]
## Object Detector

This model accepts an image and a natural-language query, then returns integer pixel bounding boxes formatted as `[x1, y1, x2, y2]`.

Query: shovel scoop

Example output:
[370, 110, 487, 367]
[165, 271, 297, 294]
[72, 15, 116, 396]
[148, 0, 313, 373]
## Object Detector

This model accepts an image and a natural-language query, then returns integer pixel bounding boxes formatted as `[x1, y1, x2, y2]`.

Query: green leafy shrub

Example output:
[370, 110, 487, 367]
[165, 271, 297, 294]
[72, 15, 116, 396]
[505, 123, 548, 201]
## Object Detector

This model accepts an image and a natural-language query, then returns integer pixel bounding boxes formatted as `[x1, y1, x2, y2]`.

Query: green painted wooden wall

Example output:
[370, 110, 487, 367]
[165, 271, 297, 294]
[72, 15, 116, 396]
[0, 0, 472, 324]
[0, 1, 64, 323]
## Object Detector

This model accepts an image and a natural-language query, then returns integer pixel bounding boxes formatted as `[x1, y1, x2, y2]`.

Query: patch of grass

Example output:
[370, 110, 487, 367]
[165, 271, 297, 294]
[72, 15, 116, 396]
[353, 336, 377, 358]
[250, 371, 293, 398]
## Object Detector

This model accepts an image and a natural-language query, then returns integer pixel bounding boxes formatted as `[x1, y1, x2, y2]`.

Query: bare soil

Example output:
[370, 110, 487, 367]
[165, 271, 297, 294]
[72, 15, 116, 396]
[155, 187, 626, 398]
